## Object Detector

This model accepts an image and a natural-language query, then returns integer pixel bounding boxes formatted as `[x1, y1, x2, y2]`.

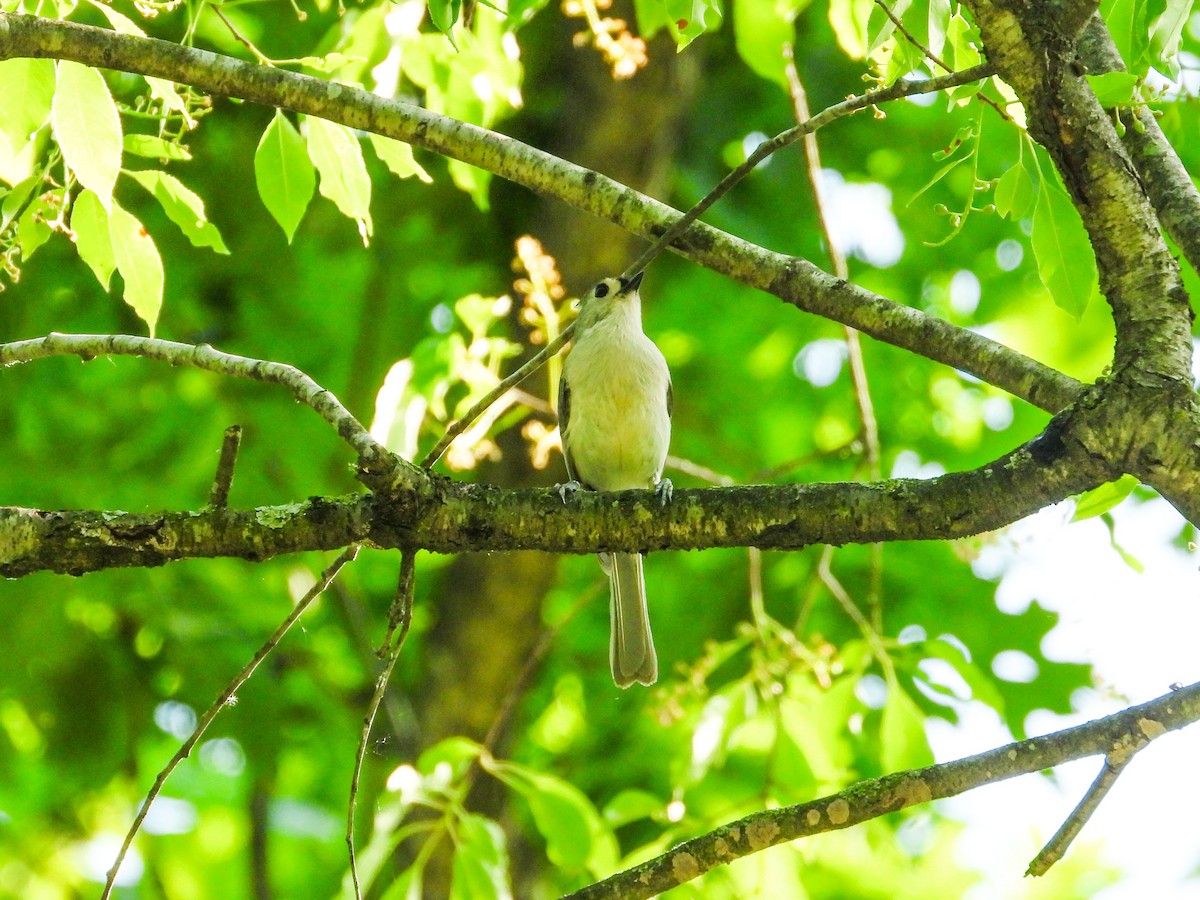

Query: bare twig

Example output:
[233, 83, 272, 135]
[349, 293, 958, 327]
[1026, 750, 1136, 876]
[478, 584, 599, 768]
[423, 62, 996, 472]
[209, 4, 272, 65]
[874, 0, 952, 73]
[0, 334, 412, 489]
[664, 454, 735, 487]
[419, 328, 574, 469]
[784, 48, 880, 480]
[786, 48, 886, 629]
[619, 61, 995, 280]
[872, 0, 1011, 122]
[348, 551, 416, 899]
[101, 546, 360, 900]
[209, 424, 243, 508]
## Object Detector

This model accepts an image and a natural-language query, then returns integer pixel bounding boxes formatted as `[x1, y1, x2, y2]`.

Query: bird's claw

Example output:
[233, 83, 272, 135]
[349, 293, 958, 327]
[557, 480, 583, 504]
[654, 478, 674, 507]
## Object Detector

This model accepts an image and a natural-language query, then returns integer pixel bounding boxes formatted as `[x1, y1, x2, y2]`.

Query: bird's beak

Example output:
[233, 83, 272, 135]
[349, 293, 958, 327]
[622, 271, 645, 293]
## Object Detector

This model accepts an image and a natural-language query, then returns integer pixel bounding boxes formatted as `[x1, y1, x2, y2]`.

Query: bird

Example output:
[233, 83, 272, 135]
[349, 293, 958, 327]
[557, 271, 673, 688]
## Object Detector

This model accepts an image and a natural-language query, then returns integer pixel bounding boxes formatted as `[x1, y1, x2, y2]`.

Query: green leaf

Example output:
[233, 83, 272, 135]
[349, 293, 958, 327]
[663, 0, 725, 49]
[994, 161, 1036, 219]
[449, 815, 511, 900]
[1148, 0, 1192, 78]
[946, 11, 980, 69]
[296, 52, 367, 74]
[368, 134, 432, 183]
[907, 154, 968, 205]
[0, 172, 39, 232]
[601, 789, 662, 828]
[305, 116, 373, 243]
[51, 61, 122, 208]
[1071, 474, 1139, 522]
[447, 159, 491, 212]
[428, 0, 463, 43]
[1031, 177, 1098, 317]
[1086, 71, 1139, 107]
[254, 109, 315, 243]
[69, 188, 115, 290]
[123, 134, 192, 161]
[378, 864, 423, 900]
[867, 0, 910, 55]
[416, 736, 482, 779]
[0, 57, 55, 152]
[90, 1, 195, 127]
[16, 191, 54, 260]
[734, 0, 808, 86]
[880, 680, 934, 772]
[927, 0, 951, 58]
[828, 0, 872, 58]
[108, 200, 163, 335]
[495, 767, 598, 873]
[126, 169, 229, 254]
[771, 696, 818, 800]
[1101, 513, 1146, 573]
[633, 0, 673, 38]
[1101, 0, 1150, 74]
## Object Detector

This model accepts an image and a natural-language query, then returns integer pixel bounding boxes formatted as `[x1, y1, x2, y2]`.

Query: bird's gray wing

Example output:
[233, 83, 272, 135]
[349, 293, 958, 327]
[558, 369, 580, 483]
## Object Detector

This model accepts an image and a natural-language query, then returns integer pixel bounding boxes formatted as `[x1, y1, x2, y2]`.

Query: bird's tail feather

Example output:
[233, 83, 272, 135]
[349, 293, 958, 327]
[607, 552, 657, 688]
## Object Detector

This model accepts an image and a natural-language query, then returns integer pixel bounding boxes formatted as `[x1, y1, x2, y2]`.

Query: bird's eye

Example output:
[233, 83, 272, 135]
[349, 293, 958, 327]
[593, 282, 610, 298]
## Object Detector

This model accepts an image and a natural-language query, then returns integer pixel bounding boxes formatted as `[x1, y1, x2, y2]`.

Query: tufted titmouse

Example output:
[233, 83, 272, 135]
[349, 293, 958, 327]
[558, 271, 673, 688]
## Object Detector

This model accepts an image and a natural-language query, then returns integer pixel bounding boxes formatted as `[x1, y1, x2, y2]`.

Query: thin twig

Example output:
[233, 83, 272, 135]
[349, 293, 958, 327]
[478, 584, 600, 770]
[396, 64, 994, 475]
[101, 546, 359, 900]
[209, 4, 273, 65]
[1026, 751, 1135, 876]
[874, 0, 952, 73]
[208, 424, 243, 508]
[872, 0, 1013, 123]
[0, 334, 410, 488]
[664, 454, 735, 486]
[784, 49, 881, 480]
[786, 49, 887, 629]
[817, 547, 892, 677]
[618, 62, 995, 281]
[419, 328, 574, 469]
[347, 551, 416, 900]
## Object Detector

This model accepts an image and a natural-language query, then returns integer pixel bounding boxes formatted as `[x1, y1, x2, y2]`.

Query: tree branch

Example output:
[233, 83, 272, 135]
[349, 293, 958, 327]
[0, 410, 1114, 576]
[0, 333, 415, 488]
[1077, 14, 1200, 278]
[0, 13, 1080, 412]
[964, 1, 1192, 384]
[563, 679, 1200, 900]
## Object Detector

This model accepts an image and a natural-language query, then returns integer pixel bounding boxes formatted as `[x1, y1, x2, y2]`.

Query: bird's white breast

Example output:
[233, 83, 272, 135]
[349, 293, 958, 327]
[563, 315, 671, 492]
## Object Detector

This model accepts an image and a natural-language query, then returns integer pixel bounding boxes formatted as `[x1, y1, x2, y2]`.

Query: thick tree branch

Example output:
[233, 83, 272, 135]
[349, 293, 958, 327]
[964, 2, 1192, 385]
[0, 408, 1113, 576]
[0, 13, 1081, 413]
[1077, 14, 1200, 277]
[961, 1, 1200, 529]
[564, 679, 1196, 899]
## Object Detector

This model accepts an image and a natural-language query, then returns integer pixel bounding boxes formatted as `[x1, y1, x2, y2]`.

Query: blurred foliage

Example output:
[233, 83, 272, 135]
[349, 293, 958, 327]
[2, 0, 1198, 897]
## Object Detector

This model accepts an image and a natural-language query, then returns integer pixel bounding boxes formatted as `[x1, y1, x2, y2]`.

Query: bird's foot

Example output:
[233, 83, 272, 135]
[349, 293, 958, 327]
[654, 478, 674, 506]
[557, 480, 583, 504]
